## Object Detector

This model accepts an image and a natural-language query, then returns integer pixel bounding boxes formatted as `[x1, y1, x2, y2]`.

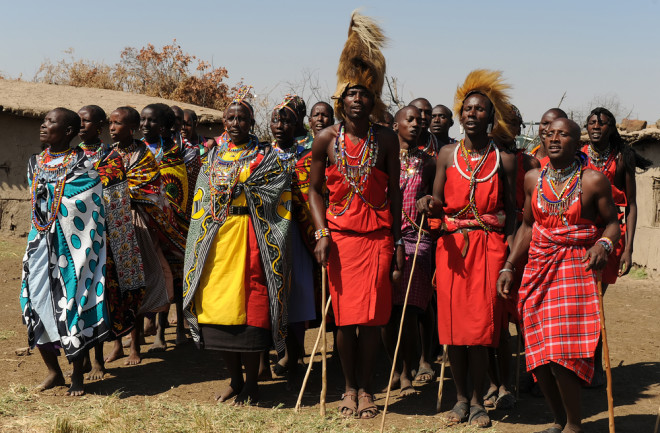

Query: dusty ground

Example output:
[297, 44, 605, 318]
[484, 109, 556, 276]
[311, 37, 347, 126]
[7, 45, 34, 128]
[0, 235, 658, 432]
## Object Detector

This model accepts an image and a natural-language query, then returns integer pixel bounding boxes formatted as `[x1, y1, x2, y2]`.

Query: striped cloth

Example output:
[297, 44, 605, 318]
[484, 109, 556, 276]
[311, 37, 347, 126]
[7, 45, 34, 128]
[519, 223, 601, 383]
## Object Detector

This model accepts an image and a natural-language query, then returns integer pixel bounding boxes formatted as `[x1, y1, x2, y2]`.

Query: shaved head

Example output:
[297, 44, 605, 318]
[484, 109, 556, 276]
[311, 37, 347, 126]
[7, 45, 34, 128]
[395, 105, 420, 122]
[551, 118, 581, 140]
[543, 108, 567, 119]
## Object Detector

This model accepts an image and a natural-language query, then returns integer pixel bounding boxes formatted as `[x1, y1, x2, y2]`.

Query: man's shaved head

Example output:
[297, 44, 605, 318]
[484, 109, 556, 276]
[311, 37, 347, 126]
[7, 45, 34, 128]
[395, 105, 420, 122]
[551, 118, 581, 140]
[543, 108, 567, 119]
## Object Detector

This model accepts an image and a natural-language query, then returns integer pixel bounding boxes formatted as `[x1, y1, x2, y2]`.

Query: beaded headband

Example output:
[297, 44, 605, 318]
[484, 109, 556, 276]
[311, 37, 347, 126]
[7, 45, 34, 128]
[231, 85, 254, 115]
[274, 94, 299, 120]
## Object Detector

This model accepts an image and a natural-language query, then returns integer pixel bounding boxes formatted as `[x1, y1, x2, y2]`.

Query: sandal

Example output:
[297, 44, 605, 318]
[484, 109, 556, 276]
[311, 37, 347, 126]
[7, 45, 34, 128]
[468, 405, 491, 428]
[483, 388, 498, 408]
[272, 361, 288, 377]
[357, 392, 378, 419]
[413, 366, 436, 383]
[338, 390, 358, 417]
[495, 391, 516, 410]
[445, 401, 469, 425]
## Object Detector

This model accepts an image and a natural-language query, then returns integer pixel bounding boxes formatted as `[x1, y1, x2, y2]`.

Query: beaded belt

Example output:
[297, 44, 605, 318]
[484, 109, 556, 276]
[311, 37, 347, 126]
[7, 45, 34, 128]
[228, 206, 249, 215]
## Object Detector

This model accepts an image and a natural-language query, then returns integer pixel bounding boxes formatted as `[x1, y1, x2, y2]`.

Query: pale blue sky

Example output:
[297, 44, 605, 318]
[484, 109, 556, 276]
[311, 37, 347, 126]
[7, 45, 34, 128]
[2, 0, 659, 135]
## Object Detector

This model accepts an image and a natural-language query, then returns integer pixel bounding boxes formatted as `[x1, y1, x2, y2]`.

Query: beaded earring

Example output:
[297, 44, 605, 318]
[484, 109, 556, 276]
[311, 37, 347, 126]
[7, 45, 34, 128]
[486, 123, 493, 134]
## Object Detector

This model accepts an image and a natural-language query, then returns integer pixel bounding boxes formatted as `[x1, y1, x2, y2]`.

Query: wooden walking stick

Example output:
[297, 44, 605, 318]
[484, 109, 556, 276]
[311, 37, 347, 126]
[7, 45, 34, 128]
[515, 326, 522, 399]
[380, 215, 425, 433]
[295, 296, 332, 412]
[654, 405, 660, 433]
[320, 266, 328, 416]
[435, 344, 448, 413]
[597, 280, 615, 433]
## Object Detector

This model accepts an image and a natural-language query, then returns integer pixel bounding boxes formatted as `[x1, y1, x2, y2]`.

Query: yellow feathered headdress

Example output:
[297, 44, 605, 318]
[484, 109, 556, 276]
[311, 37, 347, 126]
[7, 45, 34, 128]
[454, 69, 517, 145]
[333, 10, 388, 121]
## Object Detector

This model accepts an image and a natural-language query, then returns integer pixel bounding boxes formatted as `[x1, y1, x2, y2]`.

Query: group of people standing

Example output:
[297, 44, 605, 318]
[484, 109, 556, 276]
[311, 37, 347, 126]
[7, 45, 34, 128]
[21, 11, 648, 433]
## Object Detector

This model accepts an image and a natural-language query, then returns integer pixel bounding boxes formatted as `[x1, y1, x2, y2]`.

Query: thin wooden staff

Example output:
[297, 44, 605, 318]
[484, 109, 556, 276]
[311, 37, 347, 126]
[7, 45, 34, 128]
[435, 344, 448, 413]
[597, 280, 615, 433]
[515, 325, 522, 400]
[654, 405, 659, 433]
[320, 266, 328, 416]
[294, 295, 332, 412]
[380, 215, 425, 433]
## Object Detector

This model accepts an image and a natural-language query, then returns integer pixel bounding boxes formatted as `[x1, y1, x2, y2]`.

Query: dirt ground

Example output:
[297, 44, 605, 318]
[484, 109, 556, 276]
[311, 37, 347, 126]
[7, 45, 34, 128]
[0, 234, 658, 432]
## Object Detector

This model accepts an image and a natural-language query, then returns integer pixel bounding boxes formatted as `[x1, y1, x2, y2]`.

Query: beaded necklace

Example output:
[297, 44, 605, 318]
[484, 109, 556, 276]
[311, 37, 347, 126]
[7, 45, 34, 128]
[208, 133, 259, 224]
[330, 123, 386, 217]
[587, 143, 615, 171]
[450, 140, 499, 231]
[537, 157, 583, 221]
[79, 140, 107, 164]
[418, 132, 438, 157]
[31, 148, 77, 233]
[114, 140, 140, 168]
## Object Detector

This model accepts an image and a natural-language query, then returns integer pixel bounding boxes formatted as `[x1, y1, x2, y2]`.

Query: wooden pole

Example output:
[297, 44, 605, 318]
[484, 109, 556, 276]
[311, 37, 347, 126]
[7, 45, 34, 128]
[320, 266, 328, 416]
[597, 280, 615, 433]
[515, 326, 522, 400]
[653, 405, 659, 433]
[380, 216, 425, 433]
[435, 344, 448, 413]
[295, 296, 332, 412]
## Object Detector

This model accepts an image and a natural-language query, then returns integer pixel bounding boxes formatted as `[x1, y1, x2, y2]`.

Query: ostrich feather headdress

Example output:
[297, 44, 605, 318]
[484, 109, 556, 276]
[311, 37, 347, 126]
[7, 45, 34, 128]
[332, 10, 387, 121]
[454, 69, 517, 144]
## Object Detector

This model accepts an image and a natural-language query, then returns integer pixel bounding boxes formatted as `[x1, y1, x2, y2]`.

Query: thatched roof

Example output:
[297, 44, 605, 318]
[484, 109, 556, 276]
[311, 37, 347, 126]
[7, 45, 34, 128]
[0, 79, 223, 124]
[580, 127, 660, 148]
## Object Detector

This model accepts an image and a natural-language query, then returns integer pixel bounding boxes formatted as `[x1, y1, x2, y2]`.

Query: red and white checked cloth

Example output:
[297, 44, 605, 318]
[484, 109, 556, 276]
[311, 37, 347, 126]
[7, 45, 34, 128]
[518, 223, 601, 383]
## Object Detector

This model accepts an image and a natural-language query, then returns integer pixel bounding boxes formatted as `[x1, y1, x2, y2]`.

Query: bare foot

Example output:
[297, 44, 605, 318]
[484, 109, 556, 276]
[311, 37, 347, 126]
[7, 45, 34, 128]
[36, 372, 65, 391]
[148, 336, 167, 352]
[382, 372, 401, 392]
[105, 341, 124, 363]
[215, 382, 243, 403]
[122, 336, 146, 348]
[86, 365, 106, 381]
[233, 383, 258, 406]
[143, 317, 156, 337]
[66, 373, 85, 397]
[124, 352, 141, 366]
[168, 308, 177, 326]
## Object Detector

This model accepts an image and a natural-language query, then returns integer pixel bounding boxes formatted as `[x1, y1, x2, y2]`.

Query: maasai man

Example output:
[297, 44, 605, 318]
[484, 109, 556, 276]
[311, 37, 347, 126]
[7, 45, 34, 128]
[528, 108, 567, 163]
[269, 95, 317, 389]
[110, 106, 185, 365]
[78, 105, 110, 165]
[141, 103, 189, 348]
[309, 11, 402, 419]
[582, 107, 651, 386]
[417, 69, 518, 428]
[85, 107, 147, 379]
[183, 87, 292, 405]
[382, 105, 435, 396]
[410, 98, 439, 156]
[430, 104, 456, 147]
[309, 101, 335, 137]
[498, 118, 620, 433]
[22, 108, 110, 396]
[181, 109, 216, 156]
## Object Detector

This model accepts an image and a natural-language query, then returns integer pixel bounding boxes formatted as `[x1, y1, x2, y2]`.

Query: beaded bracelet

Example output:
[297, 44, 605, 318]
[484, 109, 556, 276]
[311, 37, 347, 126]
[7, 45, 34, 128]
[596, 237, 614, 255]
[314, 228, 331, 241]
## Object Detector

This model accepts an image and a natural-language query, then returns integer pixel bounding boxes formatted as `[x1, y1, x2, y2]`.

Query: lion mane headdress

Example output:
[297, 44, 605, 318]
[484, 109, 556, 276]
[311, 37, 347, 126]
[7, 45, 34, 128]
[332, 10, 388, 121]
[454, 69, 517, 145]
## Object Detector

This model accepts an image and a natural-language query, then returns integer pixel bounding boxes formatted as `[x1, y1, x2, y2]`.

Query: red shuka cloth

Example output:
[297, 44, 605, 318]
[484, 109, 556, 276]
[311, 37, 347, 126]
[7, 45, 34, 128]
[581, 145, 626, 285]
[434, 147, 506, 346]
[325, 134, 393, 326]
[519, 175, 600, 382]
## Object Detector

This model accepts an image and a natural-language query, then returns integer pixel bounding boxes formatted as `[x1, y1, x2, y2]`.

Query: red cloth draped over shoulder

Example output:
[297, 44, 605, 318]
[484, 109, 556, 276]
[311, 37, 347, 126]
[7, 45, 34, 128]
[519, 179, 600, 383]
[581, 145, 625, 284]
[325, 133, 393, 326]
[434, 145, 506, 347]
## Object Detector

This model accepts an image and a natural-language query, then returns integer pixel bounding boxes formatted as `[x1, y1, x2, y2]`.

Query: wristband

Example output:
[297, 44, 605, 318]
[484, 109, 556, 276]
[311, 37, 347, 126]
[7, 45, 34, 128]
[499, 268, 514, 274]
[596, 237, 613, 255]
[314, 228, 331, 241]
[394, 238, 405, 247]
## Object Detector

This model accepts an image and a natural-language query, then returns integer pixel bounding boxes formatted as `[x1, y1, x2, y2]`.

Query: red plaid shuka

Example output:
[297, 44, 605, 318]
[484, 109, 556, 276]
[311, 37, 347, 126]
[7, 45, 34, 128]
[518, 223, 601, 383]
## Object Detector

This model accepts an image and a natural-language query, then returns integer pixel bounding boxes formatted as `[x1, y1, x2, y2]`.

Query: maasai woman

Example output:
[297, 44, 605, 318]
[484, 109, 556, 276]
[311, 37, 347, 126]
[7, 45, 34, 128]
[269, 95, 316, 389]
[22, 108, 110, 396]
[181, 108, 217, 156]
[140, 103, 188, 348]
[78, 105, 110, 165]
[183, 87, 292, 405]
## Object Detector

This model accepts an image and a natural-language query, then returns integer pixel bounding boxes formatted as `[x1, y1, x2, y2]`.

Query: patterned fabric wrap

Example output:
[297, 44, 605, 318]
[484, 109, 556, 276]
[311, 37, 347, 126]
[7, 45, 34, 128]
[518, 223, 601, 382]
[159, 141, 190, 234]
[296, 132, 314, 151]
[183, 145, 293, 353]
[95, 150, 146, 337]
[292, 151, 316, 251]
[21, 151, 110, 360]
[127, 147, 186, 254]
